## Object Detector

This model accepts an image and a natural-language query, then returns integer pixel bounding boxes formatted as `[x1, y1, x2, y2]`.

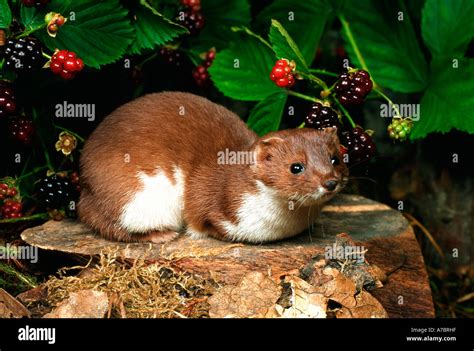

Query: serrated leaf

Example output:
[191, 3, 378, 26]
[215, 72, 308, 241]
[269, 19, 308, 73]
[19, 5, 44, 30]
[256, 0, 333, 64]
[411, 59, 474, 139]
[209, 28, 280, 101]
[187, 0, 251, 52]
[0, 0, 12, 29]
[35, 0, 134, 69]
[247, 92, 287, 136]
[421, 0, 474, 57]
[128, 0, 187, 55]
[343, 0, 428, 93]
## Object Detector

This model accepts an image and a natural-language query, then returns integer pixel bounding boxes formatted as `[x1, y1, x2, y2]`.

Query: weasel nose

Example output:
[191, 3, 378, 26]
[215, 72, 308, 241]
[323, 179, 338, 191]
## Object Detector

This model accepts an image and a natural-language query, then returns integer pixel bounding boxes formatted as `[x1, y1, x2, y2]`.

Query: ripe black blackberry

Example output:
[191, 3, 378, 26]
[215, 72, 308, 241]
[0, 81, 16, 117]
[335, 69, 373, 105]
[36, 174, 73, 208]
[9, 117, 35, 144]
[4, 37, 43, 72]
[179, 10, 205, 35]
[305, 103, 340, 131]
[342, 127, 376, 164]
[159, 47, 183, 66]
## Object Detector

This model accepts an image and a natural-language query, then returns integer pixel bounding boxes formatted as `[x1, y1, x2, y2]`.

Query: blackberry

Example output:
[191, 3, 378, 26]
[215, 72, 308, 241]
[342, 127, 376, 164]
[192, 49, 216, 87]
[305, 103, 340, 131]
[0, 81, 16, 118]
[36, 174, 73, 208]
[335, 69, 373, 105]
[9, 117, 35, 145]
[179, 10, 205, 35]
[270, 59, 296, 88]
[159, 47, 183, 66]
[4, 37, 43, 72]
[388, 117, 413, 141]
[21, 0, 50, 7]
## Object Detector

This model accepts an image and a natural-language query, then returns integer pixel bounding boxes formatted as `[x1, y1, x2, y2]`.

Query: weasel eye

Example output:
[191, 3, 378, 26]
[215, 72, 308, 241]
[290, 163, 305, 174]
[331, 156, 340, 165]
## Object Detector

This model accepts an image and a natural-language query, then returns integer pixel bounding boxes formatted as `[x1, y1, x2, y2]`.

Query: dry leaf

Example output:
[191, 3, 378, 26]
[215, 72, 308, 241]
[43, 289, 109, 318]
[276, 276, 327, 318]
[208, 271, 281, 318]
[335, 290, 388, 318]
[0, 288, 31, 318]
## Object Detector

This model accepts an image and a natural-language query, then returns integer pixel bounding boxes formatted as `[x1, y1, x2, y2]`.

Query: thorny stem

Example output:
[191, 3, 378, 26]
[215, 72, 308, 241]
[373, 87, 401, 117]
[334, 98, 356, 129]
[16, 23, 47, 39]
[296, 71, 328, 90]
[18, 166, 49, 180]
[308, 68, 339, 78]
[32, 108, 54, 171]
[286, 90, 324, 104]
[338, 14, 369, 73]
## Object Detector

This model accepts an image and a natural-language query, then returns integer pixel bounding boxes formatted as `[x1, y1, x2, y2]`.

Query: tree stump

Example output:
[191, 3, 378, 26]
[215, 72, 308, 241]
[21, 194, 434, 317]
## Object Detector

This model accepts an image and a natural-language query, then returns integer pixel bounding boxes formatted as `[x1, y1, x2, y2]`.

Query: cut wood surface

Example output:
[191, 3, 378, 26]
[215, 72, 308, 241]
[21, 194, 434, 317]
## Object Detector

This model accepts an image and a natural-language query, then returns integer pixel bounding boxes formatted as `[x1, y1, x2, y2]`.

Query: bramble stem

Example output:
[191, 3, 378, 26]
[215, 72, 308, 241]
[287, 90, 324, 104]
[308, 69, 339, 78]
[338, 15, 369, 73]
[296, 71, 328, 90]
[374, 87, 401, 117]
[16, 24, 47, 39]
[334, 98, 356, 128]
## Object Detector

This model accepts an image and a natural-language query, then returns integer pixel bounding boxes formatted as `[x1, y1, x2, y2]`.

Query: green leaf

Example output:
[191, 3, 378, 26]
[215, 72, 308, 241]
[343, 0, 428, 93]
[247, 92, 288, 136]
[421, 0, 474, 57]
[268, 19, 308, 72]
[187, 0, 251, 52]
[128, 0, 187, 55]
[0, 0, 12, 29]
[255, 0, 333, 64]
[36, 0, 134, 69]
[19, 5, 43, 30]
[410, 59, 474, 139]
[209, 28, 280, 101]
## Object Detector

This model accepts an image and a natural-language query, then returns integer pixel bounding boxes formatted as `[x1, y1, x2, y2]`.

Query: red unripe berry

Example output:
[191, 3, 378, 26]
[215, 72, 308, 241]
[53, 50, 69, 62]
[48, 23, 58, 34]
[55, 16, 65, 26]
[60, 69, 74, 80]
[275, 59, 288, 67]
[75, 58, 84, 71]
[271, 66, 286, 79]
[50, 62, 62, 74]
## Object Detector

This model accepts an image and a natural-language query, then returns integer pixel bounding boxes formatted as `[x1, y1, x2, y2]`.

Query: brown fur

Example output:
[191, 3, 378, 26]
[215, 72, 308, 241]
[78, 92, 348, 242]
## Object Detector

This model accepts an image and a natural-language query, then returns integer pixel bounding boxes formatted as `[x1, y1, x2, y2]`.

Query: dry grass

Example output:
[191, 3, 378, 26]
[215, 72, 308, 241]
[44, 248, 217, 318]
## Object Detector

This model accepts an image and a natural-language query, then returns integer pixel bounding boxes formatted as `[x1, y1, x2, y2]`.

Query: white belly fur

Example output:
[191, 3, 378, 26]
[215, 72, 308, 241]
[119, 168, 185, 232]
[221, 181, 320, 243]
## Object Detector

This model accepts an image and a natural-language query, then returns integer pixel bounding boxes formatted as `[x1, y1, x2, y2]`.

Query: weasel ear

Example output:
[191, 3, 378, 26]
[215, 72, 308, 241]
[252, 136, 285, 167]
